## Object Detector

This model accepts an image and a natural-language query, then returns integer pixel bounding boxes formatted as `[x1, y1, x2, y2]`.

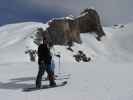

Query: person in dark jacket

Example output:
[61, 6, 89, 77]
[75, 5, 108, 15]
[36, 38, 56, 88]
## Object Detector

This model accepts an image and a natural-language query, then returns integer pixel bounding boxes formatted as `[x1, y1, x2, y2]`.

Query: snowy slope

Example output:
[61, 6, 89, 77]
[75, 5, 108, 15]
[103, 23, 133, 62]
[0, 22, 133, 100]
[0, 22, 48, 63]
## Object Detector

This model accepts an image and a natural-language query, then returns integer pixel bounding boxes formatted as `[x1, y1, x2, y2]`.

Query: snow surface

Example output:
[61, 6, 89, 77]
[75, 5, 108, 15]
[0, 22, 133, 100]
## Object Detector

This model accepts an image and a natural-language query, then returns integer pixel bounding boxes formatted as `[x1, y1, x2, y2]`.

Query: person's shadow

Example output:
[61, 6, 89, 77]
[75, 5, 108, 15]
[0, 77, 36, 90]
[0, 75, 68, 91]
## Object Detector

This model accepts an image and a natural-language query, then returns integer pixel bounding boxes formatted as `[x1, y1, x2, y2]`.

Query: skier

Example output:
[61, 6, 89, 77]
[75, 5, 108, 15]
[45, 55, 56, 80]
[36, 38, 56, 88]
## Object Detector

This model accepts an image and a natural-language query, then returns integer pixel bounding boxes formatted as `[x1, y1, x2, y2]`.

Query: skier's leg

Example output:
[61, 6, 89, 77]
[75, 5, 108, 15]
[36, 63, 45, 88]
[46, 64, 56, 86]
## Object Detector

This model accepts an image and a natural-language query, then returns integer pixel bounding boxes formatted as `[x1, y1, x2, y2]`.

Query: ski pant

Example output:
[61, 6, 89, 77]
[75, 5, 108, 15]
[36, 62, 55, 87]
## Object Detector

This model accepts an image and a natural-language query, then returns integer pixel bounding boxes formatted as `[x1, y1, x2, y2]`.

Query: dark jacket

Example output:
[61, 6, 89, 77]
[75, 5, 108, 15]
[38, 44, 52, 64]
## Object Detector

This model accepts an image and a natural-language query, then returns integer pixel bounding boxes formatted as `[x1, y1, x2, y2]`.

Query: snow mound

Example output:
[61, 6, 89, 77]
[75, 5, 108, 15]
[0, 22, 48, 48]
[0, 22, 48, 63]
[102, 23, 133, 62]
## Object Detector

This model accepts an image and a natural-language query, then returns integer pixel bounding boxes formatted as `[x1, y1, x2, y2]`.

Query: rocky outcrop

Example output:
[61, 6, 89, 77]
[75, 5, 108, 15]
[47, 18, 81, 45]
[77, 8, 105, 40]
[34, 8, 105, 45]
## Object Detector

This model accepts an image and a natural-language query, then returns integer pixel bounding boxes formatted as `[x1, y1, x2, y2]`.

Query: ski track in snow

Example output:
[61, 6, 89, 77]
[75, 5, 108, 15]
[0, 22, 133, 100]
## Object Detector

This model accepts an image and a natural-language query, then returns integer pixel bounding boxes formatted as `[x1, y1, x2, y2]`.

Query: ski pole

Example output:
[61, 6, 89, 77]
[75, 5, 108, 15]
[59, 54, 61, 74]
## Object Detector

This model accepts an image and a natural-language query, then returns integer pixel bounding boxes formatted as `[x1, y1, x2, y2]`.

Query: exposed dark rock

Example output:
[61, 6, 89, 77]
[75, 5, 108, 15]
[67, 47, 74, 52]
[73, 50, 91, 62]
[25, 49, 37, 62]
[66, 41, 74, 52]
[77, 8, 105, 41]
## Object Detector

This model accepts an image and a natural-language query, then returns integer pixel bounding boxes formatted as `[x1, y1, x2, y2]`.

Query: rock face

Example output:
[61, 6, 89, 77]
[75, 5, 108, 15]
[47, 18, 81, 45]
[77, 8, 105, 40]
[35, 8, 105, 45]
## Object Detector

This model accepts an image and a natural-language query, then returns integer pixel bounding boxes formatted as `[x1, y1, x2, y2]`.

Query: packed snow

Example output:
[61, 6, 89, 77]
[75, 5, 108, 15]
[0, 22, 133, 100]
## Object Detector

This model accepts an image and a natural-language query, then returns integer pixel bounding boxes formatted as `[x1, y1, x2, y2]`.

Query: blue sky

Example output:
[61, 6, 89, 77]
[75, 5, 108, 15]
[0, 0, 133, 26]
